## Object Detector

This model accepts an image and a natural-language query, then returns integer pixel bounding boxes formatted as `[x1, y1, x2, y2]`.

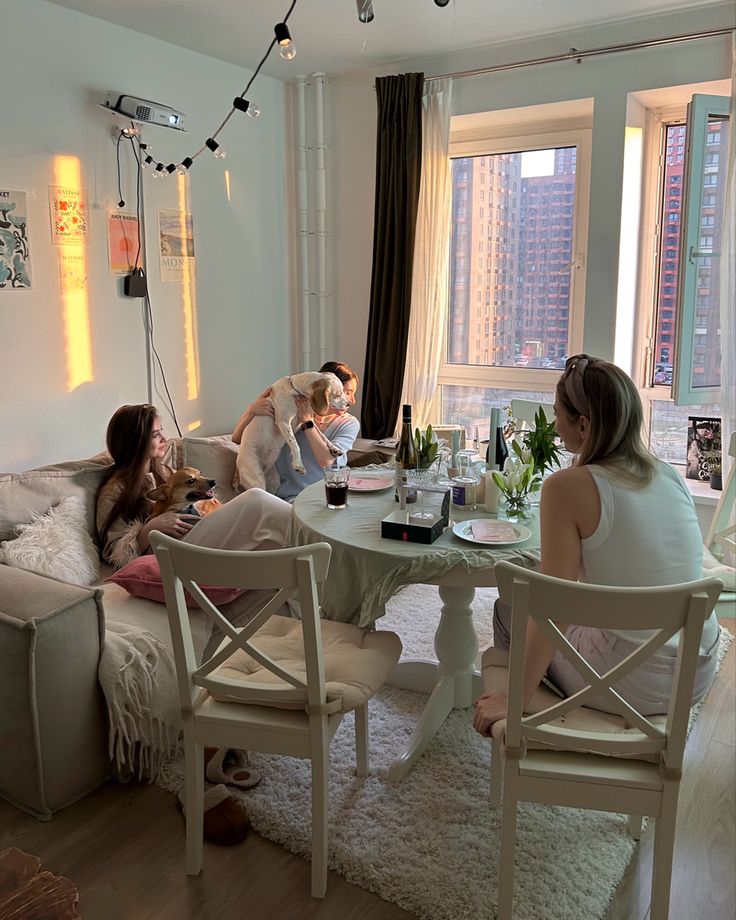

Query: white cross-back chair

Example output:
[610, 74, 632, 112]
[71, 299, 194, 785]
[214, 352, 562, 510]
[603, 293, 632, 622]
[485, 561, 722, 920]
[151, 532, 402, 898]
[704, 431, 736, 619]
[509, 398, 555, 430]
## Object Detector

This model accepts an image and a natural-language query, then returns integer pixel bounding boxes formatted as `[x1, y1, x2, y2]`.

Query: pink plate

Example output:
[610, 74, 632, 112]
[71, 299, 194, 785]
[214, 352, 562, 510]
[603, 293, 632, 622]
[348, 476, 395, 492]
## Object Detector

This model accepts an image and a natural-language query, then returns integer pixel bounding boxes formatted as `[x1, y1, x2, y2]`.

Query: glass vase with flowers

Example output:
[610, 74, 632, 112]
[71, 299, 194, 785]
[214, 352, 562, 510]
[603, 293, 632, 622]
[491, 447, 542, 522]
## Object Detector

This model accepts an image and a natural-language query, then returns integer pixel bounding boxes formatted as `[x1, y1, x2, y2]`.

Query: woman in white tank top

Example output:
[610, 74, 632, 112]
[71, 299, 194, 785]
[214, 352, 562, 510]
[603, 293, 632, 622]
[474, 355, 720, 735]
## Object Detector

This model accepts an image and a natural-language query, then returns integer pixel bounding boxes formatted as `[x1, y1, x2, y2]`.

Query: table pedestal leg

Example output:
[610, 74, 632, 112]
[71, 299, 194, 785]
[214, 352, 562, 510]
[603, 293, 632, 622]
[387, 585, 483, 782]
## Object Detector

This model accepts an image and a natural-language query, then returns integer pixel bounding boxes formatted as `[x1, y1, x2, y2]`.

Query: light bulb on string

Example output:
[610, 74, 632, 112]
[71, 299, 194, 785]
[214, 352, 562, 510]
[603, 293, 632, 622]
[206, 138, 227, 159]
[274, 22, 296, 60]
[233, 97, 261, 118]
[176, 157, 193, 176]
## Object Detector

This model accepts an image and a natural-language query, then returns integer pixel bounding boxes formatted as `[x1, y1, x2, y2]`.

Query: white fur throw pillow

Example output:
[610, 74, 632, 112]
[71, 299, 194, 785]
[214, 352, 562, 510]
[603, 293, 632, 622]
[0, 495, 99, 587]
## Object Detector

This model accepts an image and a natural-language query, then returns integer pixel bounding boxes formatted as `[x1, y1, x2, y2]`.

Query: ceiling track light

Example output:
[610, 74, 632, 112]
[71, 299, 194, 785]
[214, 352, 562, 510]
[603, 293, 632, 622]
[233, 96, 261, 118]
[434, 0, 451, 6]
[274, 22, 296, 60]
[356, 0, 374, 23]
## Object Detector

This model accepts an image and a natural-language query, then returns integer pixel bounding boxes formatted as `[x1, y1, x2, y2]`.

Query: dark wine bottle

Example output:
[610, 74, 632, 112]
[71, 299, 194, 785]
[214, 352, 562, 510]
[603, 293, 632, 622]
[395, 404, 418, 503]
[486, 407, 508, 470]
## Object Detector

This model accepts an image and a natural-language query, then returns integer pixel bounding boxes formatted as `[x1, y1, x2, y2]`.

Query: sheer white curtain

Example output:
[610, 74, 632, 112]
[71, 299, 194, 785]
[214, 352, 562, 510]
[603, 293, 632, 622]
[719, 35, 735, 476]
[399, 78, 453, 432]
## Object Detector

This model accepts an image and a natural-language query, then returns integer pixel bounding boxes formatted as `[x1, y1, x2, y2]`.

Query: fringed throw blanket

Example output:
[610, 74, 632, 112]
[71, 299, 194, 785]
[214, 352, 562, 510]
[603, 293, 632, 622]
[97, 620, 182, 780]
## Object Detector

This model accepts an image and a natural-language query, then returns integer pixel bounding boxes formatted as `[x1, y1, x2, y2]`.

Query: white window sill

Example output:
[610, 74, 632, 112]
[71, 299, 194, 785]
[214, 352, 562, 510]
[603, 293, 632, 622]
[672, 464, 720, 506]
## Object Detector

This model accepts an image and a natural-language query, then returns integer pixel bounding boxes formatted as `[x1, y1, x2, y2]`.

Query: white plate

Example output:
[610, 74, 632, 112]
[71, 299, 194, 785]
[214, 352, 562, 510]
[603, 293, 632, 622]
[348, 476, 395, 492]
[452, 519, 531, 546]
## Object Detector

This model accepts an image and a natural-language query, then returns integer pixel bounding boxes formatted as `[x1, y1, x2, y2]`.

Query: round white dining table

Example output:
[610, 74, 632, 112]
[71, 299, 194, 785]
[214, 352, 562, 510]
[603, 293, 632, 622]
[289, 478, 542, 781]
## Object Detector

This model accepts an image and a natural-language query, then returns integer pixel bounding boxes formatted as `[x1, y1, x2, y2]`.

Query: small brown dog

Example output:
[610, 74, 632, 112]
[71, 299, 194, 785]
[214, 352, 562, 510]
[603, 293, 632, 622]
[148, 467, 223, 519]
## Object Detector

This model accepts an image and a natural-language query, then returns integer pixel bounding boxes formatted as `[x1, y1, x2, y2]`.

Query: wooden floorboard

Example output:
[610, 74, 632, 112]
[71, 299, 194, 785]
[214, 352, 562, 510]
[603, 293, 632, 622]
[1, 639, 733, 920]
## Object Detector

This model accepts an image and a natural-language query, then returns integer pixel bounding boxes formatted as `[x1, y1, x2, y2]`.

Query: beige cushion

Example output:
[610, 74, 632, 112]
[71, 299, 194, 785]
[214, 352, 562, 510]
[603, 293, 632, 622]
[481, 646, 665, 760]
[182, 435, 239, 503]
[208, 617, 402, 713]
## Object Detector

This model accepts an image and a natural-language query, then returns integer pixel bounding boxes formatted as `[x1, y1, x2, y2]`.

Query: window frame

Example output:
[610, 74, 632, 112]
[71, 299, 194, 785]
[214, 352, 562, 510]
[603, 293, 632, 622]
[672, 93, 730, 406]
[437, 124, 592, 396]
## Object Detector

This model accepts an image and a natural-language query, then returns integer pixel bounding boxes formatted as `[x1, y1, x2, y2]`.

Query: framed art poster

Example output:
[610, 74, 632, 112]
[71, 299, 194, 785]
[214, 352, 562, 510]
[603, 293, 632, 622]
[0, 188, 32, 289]
[49, 186, 89, 245]
[107, 211, 139, 274]
[158, 209, 195, 282]
[686, 417, 721, 481]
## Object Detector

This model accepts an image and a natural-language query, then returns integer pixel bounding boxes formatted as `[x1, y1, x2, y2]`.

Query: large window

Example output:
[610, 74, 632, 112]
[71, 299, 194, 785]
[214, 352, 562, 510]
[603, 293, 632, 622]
[439, 127, 590, 429]
[640, 93, 729, 463]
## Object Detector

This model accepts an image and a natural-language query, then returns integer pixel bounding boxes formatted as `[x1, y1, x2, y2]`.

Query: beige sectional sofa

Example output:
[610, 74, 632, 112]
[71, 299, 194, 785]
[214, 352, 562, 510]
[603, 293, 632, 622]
[0, 434, 243, 820]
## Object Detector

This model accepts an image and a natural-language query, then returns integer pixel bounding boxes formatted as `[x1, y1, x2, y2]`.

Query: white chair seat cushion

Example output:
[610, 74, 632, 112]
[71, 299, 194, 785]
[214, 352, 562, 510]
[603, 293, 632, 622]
[208, 618, 402, 713]
[481, 646, 665, 761]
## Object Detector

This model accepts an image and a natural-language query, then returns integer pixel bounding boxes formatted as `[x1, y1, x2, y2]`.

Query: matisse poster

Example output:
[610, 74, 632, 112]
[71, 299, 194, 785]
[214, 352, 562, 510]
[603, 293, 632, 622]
[58, 249, 88, 294]
[49, 186, 88, 245]
[0, 188, 32, 290]
[158, 209, 195, 282]
[107, 211, 139, 274]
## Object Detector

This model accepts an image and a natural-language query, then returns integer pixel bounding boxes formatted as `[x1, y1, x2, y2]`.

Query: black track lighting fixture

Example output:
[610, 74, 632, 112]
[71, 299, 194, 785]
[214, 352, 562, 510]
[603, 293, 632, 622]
[356, 0, 374, 23]
[434, 0, 451, 6]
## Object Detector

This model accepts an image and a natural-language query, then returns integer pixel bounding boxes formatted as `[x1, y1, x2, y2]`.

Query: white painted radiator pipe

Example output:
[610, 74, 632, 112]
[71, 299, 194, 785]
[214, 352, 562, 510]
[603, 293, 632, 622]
[313, 72, 328, 367]
[296, 75, 311, 371]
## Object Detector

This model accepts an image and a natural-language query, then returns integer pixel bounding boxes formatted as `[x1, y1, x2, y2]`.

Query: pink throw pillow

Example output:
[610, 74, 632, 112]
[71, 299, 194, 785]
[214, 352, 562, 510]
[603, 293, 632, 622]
[107, 554, 244, 608]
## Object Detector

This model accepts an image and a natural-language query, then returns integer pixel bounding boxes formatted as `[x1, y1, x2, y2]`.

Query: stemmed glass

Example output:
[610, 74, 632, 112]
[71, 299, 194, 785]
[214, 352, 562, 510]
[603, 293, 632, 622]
[406, 467, 438, 520]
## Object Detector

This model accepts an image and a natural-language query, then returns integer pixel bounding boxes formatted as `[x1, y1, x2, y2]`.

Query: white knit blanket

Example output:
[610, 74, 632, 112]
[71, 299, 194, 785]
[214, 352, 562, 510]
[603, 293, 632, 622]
[97, 619, 182, 780]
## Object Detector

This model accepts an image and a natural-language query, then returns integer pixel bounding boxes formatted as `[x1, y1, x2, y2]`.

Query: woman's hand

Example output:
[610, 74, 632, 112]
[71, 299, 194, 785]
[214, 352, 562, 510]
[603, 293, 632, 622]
[473, 692, 508, 737]
[139, 511, 199, 548]
[249, 388, 275, 419]
[232, 388, 273, 443]
[294, 394, 314, 426]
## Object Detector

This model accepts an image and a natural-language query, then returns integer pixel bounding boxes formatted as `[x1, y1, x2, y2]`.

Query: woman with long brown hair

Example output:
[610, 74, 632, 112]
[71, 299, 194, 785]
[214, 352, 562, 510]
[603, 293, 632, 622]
[474, 355, 720, 735]
[96, 404, 291, 570]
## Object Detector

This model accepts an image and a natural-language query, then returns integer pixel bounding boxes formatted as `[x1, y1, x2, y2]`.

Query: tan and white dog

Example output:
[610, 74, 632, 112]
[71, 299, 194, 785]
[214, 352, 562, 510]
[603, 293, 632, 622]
[236, 371, 349, 493]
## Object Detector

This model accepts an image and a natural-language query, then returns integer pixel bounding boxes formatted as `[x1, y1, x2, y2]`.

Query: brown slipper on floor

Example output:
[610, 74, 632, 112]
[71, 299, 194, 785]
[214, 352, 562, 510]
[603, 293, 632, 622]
[177, 783, 250, 846]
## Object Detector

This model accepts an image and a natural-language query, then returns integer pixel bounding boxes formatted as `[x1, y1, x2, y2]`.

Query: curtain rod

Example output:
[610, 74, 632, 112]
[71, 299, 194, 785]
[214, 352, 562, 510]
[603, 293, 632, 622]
[424, 26, 735, 83]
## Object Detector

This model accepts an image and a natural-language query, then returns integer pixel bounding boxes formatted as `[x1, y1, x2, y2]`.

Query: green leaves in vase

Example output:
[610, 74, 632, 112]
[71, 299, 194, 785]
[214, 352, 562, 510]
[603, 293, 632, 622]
[522, 407, 563, 476]
[413, 425, 439, 470]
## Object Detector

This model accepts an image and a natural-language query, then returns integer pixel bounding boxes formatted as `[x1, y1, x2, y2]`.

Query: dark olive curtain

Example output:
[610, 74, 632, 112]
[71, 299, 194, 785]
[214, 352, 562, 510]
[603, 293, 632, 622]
[361, 72, 424, 439]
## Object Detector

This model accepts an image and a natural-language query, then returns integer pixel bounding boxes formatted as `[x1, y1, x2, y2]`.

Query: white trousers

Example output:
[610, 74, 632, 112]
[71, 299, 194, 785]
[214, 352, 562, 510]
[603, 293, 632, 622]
[182, 488, 292, 552]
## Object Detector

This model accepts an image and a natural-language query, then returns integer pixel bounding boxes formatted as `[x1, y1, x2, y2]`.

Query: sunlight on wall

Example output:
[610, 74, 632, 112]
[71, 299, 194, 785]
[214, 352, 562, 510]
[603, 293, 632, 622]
[224, 170, 232, 203]
[614, 127, 643, 376]
[54, 156, 93, 391]
[186, 419, 202, 432]
[177, 174, 199, 400]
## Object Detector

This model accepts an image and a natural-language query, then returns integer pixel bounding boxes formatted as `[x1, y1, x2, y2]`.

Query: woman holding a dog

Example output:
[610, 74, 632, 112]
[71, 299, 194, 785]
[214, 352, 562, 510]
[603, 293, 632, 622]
[96, 403, 292, 569]
[232, 360, 360, 502]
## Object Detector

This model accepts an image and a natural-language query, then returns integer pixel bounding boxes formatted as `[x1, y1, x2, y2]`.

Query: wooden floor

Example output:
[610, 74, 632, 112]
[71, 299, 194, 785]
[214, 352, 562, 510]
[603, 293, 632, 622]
[1, 640, 733, 920]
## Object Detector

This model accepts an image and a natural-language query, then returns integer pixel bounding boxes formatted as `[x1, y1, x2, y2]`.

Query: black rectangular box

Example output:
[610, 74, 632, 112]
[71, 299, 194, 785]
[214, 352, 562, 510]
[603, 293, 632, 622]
[381, 510, 446, 545]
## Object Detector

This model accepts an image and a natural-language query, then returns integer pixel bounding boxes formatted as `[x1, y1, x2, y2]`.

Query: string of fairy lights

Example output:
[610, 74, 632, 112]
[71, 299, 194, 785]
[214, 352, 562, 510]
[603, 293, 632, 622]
[126, 0, 299, 178]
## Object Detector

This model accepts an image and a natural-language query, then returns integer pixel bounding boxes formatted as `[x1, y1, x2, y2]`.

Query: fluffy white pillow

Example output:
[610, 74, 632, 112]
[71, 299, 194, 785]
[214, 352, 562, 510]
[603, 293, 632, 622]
[0, 495, 100, 587]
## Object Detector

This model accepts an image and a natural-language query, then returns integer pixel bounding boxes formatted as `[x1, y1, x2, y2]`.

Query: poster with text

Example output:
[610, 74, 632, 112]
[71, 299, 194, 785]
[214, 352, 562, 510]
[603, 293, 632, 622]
[58, 249, 88, 294]
[107, 211, 139, 274]
[0, 188, 32, 290]
[49, 186, 88, 245]
[158, 209, 195, 282]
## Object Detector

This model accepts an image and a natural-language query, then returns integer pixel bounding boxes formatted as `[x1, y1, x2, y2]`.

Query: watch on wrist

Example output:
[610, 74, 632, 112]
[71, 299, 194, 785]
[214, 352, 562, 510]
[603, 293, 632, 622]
[301, 419, 315, 430]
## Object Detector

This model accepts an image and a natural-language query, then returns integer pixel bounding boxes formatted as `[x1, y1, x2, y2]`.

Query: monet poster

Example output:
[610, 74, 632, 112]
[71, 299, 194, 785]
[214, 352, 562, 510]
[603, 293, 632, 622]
[49, 186, 88, 245]
[107, 211, 139, 274]
[158, 209, 195, 282]
[0, 188, 32, 290]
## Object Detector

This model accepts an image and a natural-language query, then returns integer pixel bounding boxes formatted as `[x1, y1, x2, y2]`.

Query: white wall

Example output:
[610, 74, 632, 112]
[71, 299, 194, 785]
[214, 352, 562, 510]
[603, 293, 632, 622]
[1, 0, 292, 471]
[326, 2, 734, 399]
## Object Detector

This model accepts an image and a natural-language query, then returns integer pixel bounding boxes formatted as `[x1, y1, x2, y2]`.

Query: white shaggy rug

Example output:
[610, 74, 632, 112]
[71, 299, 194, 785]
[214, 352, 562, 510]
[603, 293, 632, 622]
[158, 584, 732, 920]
